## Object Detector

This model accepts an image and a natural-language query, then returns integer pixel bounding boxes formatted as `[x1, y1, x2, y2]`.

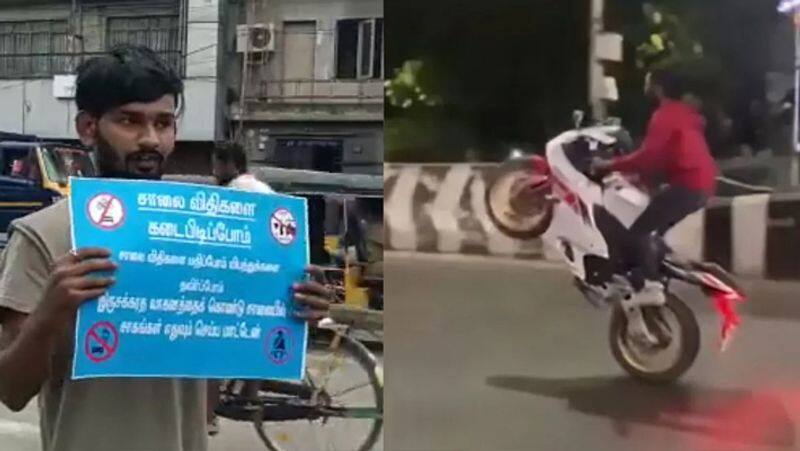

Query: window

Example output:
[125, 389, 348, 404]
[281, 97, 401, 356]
[0, 21, 69, 78]
[336, 18, 383, 80]
[106, 16, 183, 75]
[0, 145, 40, 183]
[41, 146, 96, 185]
[273, 139, 343, 173]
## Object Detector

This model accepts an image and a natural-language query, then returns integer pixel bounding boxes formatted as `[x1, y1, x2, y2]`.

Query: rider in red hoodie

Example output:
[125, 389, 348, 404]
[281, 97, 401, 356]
[592, 66, 718, 307]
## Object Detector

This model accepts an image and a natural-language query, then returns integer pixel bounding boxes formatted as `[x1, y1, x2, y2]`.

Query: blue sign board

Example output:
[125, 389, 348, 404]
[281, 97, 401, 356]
[69, 178, 309, 380]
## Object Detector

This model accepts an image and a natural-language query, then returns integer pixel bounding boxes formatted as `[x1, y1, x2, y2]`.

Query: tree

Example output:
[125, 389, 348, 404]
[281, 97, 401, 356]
[385, 59, 467, 162]
[635, 2, 704, 71]
[385, 60, 441, 111]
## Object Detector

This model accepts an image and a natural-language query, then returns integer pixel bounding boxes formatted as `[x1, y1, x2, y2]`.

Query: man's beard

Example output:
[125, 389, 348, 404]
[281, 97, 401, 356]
[95, 133, 166, 180]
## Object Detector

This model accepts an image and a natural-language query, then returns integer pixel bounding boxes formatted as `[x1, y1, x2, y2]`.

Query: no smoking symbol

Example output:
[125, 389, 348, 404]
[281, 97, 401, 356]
[87, 193, 126, 230]
[84, 321, 119, 363]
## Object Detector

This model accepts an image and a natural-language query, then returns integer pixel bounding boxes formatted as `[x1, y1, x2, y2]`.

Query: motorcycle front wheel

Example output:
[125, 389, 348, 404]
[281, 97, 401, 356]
[484, 159, 553, 240]
[609, 293, 700, 384]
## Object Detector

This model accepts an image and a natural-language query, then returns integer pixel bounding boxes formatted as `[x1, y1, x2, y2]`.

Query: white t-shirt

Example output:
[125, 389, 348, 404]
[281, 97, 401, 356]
[227, 173, 274, 194]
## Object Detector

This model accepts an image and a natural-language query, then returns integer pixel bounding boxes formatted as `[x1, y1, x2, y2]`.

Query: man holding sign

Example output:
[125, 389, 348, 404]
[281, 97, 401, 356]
[0, 45, 330, 451]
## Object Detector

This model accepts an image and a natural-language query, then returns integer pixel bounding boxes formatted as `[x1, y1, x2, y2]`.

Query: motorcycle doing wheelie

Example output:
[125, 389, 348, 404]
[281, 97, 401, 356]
[485, 115, 746, 383]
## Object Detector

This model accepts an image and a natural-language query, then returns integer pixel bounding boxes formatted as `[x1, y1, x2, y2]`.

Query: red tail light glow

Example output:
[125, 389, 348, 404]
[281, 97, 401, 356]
[712, 290, 746, 352]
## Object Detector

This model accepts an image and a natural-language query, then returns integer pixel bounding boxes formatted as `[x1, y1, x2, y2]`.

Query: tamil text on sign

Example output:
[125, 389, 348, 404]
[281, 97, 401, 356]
[69, 177, 309, 380]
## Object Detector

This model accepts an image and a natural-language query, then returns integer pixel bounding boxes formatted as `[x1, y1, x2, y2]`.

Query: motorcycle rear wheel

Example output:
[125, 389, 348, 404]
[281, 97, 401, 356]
[484, 160, 553, 240]
[609, 293, 700, 384]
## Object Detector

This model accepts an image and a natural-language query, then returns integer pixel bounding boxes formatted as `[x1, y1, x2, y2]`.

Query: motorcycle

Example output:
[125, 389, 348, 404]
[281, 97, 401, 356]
[485, 112, 746, 383]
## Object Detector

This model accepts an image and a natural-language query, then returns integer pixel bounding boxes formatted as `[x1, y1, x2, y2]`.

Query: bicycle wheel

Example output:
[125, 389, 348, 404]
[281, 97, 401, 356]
[254, 329, 383, 451]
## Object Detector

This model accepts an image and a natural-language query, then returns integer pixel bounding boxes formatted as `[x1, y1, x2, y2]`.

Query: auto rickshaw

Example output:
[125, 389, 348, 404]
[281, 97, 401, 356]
[165, 167, 384, 313]
[0, 132, 96, 245]
[249, 167, 384, 312]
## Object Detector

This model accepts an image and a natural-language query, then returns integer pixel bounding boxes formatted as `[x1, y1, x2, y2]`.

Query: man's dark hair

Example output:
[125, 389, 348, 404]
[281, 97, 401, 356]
[76, 44, 184, 117]
[213, 142, 248, 172]
[650, 65, 687, 100]
[651, 59, 718, 105]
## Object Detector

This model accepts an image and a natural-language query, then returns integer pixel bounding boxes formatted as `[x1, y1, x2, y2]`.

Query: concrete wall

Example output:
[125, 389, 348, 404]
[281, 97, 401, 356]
[0, 2, 75, 138]
[0, 0, 220, 142]
[386, 163, 800, 281]
[252, 0, 383, 82]
[224, 0, 383, 174]
[0, 79, 76, 139]
[228, 0, 383, 111]
[181, 0, 220, 141]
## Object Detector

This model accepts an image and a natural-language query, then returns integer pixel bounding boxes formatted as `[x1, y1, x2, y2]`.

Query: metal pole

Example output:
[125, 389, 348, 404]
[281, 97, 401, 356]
[792, 16, 800, 185]
[22, 81, 27, 134]
[70, 0, 77, 72]
[794, 22, 800, 151]
[237, 0, 253, 142]
[588, 0, 606, 121]
[178, 0, 187, 76]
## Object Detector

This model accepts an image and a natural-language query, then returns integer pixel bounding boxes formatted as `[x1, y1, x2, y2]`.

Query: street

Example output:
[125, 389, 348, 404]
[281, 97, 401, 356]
[386, 252, 800, 451]
[0, 352, 384, 451]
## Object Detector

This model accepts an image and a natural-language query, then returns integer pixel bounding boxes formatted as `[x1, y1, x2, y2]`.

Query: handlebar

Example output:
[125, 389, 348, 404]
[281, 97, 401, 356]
[585, 158, 611, 185]
[586, 167, 606, 185]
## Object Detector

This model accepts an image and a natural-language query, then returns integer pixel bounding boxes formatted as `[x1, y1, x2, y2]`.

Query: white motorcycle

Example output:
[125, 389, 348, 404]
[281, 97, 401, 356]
[485, 112, 746, 383]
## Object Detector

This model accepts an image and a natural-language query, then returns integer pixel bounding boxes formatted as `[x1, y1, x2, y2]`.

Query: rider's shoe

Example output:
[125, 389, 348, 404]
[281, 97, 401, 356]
[620, 304, 659, 347]
[620, 289, 661, 347]
[630, 280, 666, 307]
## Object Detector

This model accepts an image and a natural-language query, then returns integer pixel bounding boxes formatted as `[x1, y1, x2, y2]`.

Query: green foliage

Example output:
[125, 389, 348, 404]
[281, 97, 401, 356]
[385, 60, 442, 112]
[635, 2, 704, 71]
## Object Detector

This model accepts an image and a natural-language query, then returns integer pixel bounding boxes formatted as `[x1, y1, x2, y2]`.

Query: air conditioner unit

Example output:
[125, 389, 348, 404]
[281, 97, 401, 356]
[236, 23, 275, 53]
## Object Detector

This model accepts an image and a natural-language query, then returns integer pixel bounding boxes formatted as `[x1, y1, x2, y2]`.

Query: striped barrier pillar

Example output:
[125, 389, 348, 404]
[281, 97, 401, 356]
[385, 163, 800, 281]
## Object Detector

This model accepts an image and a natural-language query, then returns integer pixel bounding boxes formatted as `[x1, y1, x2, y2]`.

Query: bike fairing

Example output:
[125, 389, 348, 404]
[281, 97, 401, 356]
[541, 126, 743, 349]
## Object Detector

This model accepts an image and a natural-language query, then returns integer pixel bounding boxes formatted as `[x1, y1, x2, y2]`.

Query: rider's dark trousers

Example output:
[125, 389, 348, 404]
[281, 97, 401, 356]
[627, 185, 707, 290]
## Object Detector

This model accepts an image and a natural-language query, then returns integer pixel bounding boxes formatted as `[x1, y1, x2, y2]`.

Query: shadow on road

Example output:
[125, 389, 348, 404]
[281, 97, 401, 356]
[486, 375, 795, 448]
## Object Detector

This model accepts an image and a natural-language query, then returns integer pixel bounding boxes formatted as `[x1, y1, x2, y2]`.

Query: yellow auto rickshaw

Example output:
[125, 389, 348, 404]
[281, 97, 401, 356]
[0, 133, 95, 245]
[248, 167, 384, 311]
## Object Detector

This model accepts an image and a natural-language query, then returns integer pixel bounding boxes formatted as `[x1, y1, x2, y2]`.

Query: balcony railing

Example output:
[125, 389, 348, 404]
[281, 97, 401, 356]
[0, 50, 184, 79]
[255, 79, 384, 104]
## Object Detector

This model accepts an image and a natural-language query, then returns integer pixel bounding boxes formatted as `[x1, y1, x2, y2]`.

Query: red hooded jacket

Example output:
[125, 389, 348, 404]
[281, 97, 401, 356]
[612, 100, 717, 197]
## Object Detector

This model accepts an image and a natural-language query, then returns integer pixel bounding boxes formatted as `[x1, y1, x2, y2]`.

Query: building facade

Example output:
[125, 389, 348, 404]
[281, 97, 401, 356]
[0, 0, 222, 173]
[223, 0, 383, 175]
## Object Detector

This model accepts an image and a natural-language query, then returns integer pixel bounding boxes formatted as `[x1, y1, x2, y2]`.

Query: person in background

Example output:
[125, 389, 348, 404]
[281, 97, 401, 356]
[212, 142, 274, 193]
[207, 141, 277, 436]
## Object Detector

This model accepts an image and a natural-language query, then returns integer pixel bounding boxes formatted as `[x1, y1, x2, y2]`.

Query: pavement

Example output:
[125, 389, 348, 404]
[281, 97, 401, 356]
[6, 250, 800, 451]
[0, 356, 383, 451]
[385, 252, 800, 451]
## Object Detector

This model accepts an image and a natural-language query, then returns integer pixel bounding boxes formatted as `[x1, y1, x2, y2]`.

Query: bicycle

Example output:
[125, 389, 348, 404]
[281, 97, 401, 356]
[214, 305, 384, 451]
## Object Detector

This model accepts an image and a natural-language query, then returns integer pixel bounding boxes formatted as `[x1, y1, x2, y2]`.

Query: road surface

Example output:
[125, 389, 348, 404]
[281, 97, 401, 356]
[386, 252, 800, 451]
[0, 353, 383, 451]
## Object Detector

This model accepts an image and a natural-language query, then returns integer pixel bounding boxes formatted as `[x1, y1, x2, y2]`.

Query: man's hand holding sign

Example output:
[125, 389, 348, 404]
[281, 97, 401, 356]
[293, 266, 333, 323]
[43, 248, 329, 328]
[42, 248, 117, 327]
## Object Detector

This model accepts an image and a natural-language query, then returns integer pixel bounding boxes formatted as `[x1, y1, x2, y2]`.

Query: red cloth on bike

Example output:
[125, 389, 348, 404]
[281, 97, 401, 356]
[612, 100, 717, 197]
